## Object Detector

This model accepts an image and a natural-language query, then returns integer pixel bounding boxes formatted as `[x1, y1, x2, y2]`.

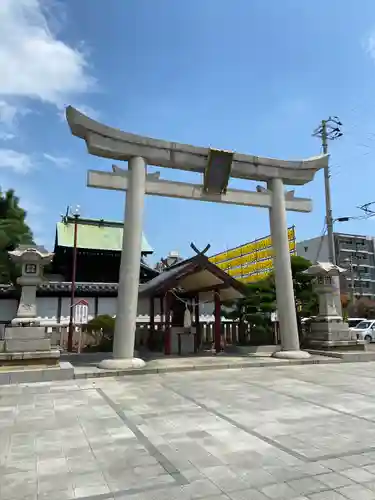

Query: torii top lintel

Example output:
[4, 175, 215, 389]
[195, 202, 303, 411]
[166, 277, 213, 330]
[66, 106, 328, 186]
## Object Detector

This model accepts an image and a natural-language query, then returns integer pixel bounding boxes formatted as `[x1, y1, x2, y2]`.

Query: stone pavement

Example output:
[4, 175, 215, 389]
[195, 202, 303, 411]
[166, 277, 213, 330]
[3, 363, 375, 499]
[69, 352, 342, 380]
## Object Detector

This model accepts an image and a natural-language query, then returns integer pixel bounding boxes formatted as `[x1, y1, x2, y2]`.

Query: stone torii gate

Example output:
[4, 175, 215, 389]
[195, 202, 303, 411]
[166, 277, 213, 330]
[65, 106, 328, 369]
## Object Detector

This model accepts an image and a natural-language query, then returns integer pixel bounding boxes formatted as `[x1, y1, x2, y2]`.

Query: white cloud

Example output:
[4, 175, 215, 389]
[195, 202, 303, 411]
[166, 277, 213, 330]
[0, 0, 95, 130]
[364, 31, 375, 60]
[0, 100, 30, 140]
[43, 153, 70, 168]
[0, 149, 34, 173]
[21, 197, 43, 217]
[73, 104, 100, 120]
[0, 0, 94, 105]
[0, 100, 18, 128]
[0, 132, 15, 141]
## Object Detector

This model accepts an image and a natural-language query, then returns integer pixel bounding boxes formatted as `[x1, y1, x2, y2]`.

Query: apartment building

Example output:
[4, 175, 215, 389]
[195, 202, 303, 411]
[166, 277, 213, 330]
[297, 233, 375, 298]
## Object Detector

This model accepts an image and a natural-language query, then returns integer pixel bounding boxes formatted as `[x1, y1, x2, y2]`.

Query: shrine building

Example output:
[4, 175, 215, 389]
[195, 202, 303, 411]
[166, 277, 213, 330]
[0, 216, 158, 325]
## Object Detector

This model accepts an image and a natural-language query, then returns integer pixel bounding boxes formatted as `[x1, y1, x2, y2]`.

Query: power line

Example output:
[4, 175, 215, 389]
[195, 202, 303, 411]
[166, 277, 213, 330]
[314, 206, 375, 264]
[358, 202, 375, 217]
[315, 221, 327, 262]
[333, 201, 375, 222]
[312, 116, 343, 265]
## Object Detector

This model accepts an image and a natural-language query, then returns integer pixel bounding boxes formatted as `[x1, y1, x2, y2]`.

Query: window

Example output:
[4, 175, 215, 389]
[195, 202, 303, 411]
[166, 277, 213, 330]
[356, 321, 373, 329]
[25, 264, 37, 274]
[340, 239, 353, 246]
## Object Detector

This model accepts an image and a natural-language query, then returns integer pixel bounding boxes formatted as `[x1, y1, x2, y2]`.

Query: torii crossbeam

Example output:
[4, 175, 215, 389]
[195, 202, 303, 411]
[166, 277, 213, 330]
[87, 166, 313, 212]
[65, 105, 328, 369]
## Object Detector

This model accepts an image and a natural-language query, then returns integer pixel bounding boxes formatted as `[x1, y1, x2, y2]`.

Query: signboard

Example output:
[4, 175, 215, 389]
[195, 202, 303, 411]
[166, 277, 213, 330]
[74, 299, 89, 325]
[209, 226, 296, 283]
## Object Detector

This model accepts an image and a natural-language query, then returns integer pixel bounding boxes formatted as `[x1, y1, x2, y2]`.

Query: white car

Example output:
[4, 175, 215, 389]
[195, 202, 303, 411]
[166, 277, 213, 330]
[350, 320, 375, 342]
[347, 317, 367, 329]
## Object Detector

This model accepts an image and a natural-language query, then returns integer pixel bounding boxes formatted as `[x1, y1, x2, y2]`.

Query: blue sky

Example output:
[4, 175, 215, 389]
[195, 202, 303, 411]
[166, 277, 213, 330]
[1, 0, 375, 263]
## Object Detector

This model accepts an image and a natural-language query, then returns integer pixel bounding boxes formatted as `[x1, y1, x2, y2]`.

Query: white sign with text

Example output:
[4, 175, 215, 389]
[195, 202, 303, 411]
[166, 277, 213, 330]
[74, 300, 89, 325]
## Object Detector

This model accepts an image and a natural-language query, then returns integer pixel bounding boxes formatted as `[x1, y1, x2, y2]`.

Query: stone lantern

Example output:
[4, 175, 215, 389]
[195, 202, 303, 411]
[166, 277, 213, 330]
[1, 245, 59, 362]
[304, 262, 365, 350]
[9, 245, 54, 325]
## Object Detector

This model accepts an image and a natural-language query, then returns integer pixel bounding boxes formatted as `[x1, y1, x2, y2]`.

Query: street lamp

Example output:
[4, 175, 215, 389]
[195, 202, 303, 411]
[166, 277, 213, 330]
[67, 205, 80, 352]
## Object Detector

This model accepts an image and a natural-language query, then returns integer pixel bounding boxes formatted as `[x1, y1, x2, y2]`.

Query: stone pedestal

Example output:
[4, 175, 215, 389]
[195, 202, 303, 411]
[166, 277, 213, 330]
[308, 318, 365, 350]
[170, 327, 196, 355]
[1, 246, 60, 366]
[304, 262, 366, 351]
[4, 326, 52, 353]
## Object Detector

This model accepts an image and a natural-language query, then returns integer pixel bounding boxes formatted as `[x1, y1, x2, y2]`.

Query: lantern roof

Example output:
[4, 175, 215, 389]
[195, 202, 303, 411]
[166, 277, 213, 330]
[304, 261, 348, 276]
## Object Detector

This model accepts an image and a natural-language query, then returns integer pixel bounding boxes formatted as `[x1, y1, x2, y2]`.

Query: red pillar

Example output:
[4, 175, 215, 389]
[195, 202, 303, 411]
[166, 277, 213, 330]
[214, 290, 221, 354]
[194, 295, 200, 353]
[164, 293, 172, 355]
[148, 297, 155, 349]
[160, 296, 164, 321]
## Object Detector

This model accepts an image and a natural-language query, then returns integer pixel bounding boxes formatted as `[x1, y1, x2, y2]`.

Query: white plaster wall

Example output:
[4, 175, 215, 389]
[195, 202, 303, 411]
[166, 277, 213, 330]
[137, 297, 157, 315]
[0, 294, 163, 323]
[200, 302, 214, 315]
[0, 299, 18, 322]
[97, 297, 116, 317]
[152, 299, 161, 316]
[97, 297, 161, 316]
[38, 297, 59, 322]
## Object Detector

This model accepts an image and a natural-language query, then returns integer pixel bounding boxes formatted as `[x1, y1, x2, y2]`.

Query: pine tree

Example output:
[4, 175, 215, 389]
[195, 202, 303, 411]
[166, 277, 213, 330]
[0, 189, 34, 284]
[222, 278, 276, 345]
[222, 255, 317, 345]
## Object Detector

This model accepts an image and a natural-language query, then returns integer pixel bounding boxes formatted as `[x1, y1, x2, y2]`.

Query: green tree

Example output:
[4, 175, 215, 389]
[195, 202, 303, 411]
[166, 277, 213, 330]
[288, 255, 318, 344]
[222, 278, 276, 345]
[222, 255, 317, 346]
[0, 189, 34, 284]
[267, 256, 317, 312]
[348, 297, 375, 319]
[85, 314, 115, 351]
[289, 255, 318, 316]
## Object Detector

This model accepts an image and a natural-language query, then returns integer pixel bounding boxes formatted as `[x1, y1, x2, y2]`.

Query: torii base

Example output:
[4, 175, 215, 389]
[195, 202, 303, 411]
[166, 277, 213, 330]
[272, 350, 311, 360]
[98, 358, 146, 370]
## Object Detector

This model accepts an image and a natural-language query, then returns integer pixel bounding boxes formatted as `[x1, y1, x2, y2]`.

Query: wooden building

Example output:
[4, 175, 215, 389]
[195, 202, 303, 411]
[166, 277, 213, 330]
[139, 251, 246, 355]
[0, 217, 158, 324]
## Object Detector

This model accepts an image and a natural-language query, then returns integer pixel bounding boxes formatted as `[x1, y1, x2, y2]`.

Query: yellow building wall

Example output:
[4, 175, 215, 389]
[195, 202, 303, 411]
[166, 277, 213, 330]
[209, 227, 296, 282]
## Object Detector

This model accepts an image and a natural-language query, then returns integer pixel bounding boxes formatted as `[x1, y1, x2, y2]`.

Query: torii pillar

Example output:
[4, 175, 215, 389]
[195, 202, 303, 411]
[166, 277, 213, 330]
[269, 178, 309, 358]
[100, 157, 147, 369]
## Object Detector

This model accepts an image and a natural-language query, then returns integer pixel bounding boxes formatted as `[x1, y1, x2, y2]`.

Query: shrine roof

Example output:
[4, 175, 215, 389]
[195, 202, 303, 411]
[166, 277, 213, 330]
[0, 282, 119, 295]
[55, 217, 153, 254]
[139, 253, 246, 301]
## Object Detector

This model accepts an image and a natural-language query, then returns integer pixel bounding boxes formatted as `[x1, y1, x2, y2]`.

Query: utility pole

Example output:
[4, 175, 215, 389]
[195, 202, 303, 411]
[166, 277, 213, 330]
[67, 206, 80, 352]
[313, 117, 343, 264]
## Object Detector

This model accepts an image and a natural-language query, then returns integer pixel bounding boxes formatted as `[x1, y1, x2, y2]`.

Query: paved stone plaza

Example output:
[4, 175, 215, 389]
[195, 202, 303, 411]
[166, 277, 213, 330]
[3, 363, 375, 499]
